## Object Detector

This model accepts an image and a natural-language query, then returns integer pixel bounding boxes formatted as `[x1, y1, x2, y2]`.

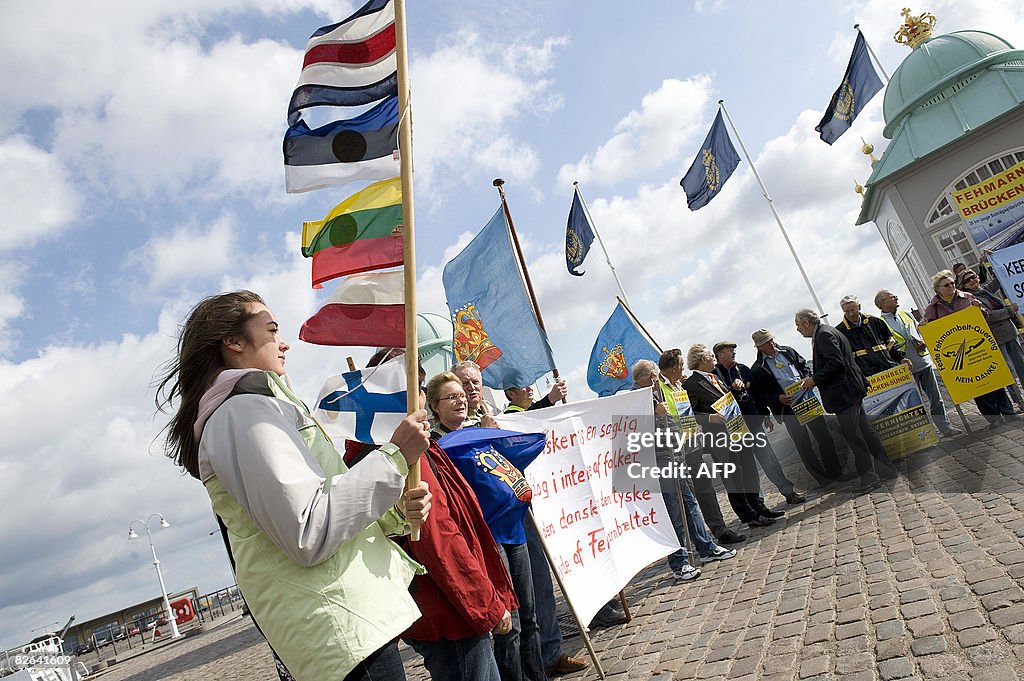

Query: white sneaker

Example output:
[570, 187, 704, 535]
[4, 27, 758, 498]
[702, 545, 737, 561]
[672, 565, 701, 581]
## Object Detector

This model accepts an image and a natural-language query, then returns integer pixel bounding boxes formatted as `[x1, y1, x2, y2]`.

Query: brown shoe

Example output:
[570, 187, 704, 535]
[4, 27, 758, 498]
[545, 653, 589, 677]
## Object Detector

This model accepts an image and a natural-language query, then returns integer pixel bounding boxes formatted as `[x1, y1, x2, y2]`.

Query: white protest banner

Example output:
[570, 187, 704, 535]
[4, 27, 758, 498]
[495, 389, 680, 627]
[988, 242, 1024, 308]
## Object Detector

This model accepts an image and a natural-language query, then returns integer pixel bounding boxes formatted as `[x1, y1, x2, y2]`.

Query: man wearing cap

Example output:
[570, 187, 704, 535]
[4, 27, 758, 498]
[795, 308, 898, 494]
[713, 341, 805, 506]
[836, 294, 909, 377]
[874, 289, 962, 438]
[503, 379, 567, 413]
[750, 328, 843, 486]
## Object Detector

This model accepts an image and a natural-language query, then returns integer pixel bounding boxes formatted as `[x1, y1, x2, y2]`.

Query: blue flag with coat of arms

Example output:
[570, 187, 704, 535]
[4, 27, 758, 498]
[587, 302, 661, 396]
[565, 186, 595, 276]
[443, 208, 556, 390]
[815, 31, 883, 145]
[680, 110, 741, 210]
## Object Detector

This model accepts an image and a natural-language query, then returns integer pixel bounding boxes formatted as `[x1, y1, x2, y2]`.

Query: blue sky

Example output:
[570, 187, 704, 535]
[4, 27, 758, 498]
[1, 0, 1021, 650]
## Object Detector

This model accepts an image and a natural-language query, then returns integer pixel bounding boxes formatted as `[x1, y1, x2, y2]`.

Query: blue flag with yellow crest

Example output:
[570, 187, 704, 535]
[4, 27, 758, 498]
[565, 186, 595, 276]
[816, 32, 883, 144]
[680, 110, 740, 210]
[443, 207, 556, 390]
[587, 302, 660, 396]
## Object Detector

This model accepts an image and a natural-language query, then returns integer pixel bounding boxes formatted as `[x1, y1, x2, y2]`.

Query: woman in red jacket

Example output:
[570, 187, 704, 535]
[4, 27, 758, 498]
[403, 371, 517, 681]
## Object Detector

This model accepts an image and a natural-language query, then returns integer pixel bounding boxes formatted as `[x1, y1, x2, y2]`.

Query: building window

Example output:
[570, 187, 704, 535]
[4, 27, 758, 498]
[897, 249, 931, 310]
[933, 224, 979, 270]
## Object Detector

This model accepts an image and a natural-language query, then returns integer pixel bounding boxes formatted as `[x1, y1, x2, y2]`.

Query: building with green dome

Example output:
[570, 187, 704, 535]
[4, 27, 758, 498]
[857, 12, 1024, 309]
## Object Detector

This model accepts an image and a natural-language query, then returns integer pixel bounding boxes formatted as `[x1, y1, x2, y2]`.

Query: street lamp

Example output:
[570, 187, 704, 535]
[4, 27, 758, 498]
[127, 514, 181, 639]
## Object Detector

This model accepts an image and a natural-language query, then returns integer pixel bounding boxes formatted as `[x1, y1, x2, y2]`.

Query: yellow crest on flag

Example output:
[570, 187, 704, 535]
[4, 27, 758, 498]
[597, 345, 628, 379]
[452, 303, 503, 370]
[702, 149, 720, 192]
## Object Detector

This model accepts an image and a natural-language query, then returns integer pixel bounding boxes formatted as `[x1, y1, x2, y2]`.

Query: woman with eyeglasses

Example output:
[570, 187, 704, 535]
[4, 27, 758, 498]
[401, 371, 517, 681]
[958, 268, 1024, 411]
[923, 271, 1018, 428]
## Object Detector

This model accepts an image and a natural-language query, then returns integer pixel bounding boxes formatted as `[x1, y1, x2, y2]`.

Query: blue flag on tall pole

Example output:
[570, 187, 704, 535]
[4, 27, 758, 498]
[565, 186, 595, 276]
[443, 208, 556, 390]
[587, 302, 660, 397]
[680, 110, 741, 210]
[815, 31, 883, 145]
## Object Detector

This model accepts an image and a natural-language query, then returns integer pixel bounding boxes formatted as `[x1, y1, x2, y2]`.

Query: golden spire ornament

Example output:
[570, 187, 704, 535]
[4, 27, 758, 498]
[861, 137, 878, 167]
[894, 8, 936, 49]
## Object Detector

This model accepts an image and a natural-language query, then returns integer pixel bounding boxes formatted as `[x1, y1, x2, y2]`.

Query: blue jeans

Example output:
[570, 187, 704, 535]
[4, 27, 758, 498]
[749, 432, 794, 496]
[524, 522, 561, 668]
[658, 471, 715, 570]
[408, 635, 500, 681]
[913, 367, 952, 430]
[343, 640, 406, 681]
[494, 542, 546, 681]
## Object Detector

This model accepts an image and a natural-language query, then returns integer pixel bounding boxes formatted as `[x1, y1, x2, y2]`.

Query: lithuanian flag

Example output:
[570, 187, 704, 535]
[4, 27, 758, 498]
[302, 176, 403, 287]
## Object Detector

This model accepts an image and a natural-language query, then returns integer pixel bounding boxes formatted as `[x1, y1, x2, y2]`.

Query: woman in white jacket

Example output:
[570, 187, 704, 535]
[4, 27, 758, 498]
[156, 290, 432, 681]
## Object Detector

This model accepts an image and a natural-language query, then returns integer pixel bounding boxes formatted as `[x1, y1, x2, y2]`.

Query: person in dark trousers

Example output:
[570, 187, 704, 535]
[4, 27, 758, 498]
[749, 328, 844, 487]
[795, 308, 898, 494]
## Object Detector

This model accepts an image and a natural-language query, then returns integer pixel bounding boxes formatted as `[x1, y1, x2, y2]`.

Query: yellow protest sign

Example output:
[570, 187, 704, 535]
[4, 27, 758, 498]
[711, 391, 749, 435]
[863, 364, 938, 460]
[919, 305, 1014, 403]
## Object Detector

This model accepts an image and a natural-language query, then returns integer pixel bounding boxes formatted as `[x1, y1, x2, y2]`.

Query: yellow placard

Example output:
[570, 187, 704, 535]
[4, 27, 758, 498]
[711, 391, 749, 435]
[950, 159, 1024, 220]
[784, 380, 825, 425]
[863, 364, 938, 460]
[919, 305, 1014, 404]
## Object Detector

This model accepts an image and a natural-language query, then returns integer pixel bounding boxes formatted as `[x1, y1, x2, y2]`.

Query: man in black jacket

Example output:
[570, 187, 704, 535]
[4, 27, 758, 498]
[836, 294, 907, 377]
[749, 328, 843, 487]
[713, 341, 805, 505]
[683, 344, 782, 528]
[795, 308, 898, 494]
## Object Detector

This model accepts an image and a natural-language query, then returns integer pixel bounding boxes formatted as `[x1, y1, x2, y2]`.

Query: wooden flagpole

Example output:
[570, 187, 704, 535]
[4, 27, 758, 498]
[394, 0, 421, 540]
[614, 298, 699, 567]
[492, 178, 562, 385]
[617, 296, 663, 353]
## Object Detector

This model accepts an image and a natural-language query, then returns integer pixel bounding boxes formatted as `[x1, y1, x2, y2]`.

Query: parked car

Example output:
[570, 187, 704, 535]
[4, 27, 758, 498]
[155, 617, 168, 626]
[75, 643, 93, 656]
[127, 625, 140, 636]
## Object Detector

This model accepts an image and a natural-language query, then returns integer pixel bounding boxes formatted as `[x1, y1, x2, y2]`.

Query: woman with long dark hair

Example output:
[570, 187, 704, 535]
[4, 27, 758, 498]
[156, 290, 432, 681]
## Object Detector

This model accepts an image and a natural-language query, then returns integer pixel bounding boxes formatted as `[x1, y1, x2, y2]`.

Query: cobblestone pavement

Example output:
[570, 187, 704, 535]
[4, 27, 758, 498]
[94, 413, 1024, 680]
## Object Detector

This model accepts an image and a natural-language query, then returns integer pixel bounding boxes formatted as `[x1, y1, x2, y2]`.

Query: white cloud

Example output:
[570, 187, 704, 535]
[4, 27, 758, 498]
[0, 136, 81, 251]
[412, 31, 567, 195]
[556, 76, 713, 188]
[134, 216, 238, 289]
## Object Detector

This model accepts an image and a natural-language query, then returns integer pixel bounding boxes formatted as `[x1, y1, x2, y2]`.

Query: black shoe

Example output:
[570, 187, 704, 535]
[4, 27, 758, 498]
[757, 507, 785, 518]
[590, 605, 628, 628]
[785, 492, 806, 505]
[746, 515, 776, 528]
[716, 529, 746, 544]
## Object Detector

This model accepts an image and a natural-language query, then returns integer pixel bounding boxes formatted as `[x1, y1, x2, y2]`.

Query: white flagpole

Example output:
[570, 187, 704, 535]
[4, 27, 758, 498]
[854, 24, 891, 82]
[718, 99, 825, 315]
[574, 182, 633, 311]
